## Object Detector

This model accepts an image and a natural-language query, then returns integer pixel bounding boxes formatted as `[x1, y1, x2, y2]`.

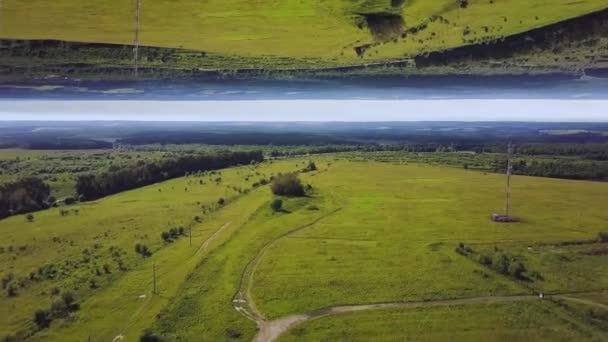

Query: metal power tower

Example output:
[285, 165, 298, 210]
[133, 0, 141, 78]
[504, 141, 513, 217]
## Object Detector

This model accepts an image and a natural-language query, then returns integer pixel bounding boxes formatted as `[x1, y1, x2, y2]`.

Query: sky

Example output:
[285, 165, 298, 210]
[1, 99, 608, 122]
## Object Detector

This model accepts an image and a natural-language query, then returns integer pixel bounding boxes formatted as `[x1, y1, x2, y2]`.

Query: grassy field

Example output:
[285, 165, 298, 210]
[0, 158, 306, 340]
[279, 301, 603, 341]
[1, 154, 607, 341]
[1, 0, 606, 68]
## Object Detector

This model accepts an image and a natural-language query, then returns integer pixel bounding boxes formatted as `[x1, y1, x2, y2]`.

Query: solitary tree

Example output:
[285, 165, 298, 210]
[270, 199, 283, 212]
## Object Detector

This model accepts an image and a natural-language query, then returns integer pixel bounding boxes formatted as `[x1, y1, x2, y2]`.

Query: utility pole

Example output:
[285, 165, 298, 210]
[152, 263, 157, 295]
[505, 142, 513, 217]
[133, 0, 141, 78]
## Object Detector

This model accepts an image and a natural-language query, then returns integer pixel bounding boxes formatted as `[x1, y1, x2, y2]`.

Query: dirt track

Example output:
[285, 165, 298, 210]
[253, 295, 539, 342]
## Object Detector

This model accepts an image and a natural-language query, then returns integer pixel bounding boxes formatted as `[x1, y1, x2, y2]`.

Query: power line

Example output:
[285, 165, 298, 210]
[133, 0, 141, 78]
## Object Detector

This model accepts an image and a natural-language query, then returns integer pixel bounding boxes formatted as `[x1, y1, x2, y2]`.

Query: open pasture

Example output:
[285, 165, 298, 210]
[1, 0, 606, 67]
[1, 155, 607, 341]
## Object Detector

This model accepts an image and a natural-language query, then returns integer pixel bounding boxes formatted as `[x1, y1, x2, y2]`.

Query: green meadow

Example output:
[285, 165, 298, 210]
[1, 154, 607, 341]
[1, 0, 606, 67]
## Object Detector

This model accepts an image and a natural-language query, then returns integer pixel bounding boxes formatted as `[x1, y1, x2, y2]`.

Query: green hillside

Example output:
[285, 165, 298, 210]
[3, 154, 606, 341]
[1, 0, 608, 78]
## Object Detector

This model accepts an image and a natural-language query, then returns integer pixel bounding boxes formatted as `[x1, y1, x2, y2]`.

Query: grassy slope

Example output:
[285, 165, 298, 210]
[152, 175, 341, 341]
[251, 161, 608, 318]
[279, 301, 603, 341]
[0, 158, 304, 340]
[1, 0, 606, 67]
[2, 156, 607, 340]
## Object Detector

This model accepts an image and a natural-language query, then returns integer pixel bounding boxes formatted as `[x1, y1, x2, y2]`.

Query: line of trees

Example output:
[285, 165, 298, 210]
[76, 151, 263, 201]
[0, 177, 52, 220]
[492, 159, 608, 181]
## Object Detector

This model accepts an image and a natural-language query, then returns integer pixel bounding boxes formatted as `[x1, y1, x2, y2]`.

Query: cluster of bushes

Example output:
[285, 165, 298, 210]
[0, 177, 52, 219]
[33, 291, 79, 330]
[161, 227, 186, 243]
[270, 173, 306, 197]
[456, 243, 540, 281]
[76, 151, 263, 201]
[134, 243, 152, 257]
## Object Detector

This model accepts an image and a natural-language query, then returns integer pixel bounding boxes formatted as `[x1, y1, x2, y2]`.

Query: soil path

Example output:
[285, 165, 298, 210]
[253, 295, 538, 342]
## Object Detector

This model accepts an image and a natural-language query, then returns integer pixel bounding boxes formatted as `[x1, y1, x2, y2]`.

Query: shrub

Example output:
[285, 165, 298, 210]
[478, 254, 492, 266]
[599, 232, 608, 243]
[509, 261, 527, 280]
[26, 214, 34, 223]
[6, 283, 18, 297]
[302, 161, 317, 172]
[217, 198, 225, 206]
[33, 309, 52, 329]
[135, 243, 152, 257]
[270, 173, 305, 197]
[140, 331, 165, 342]
[225, 328, 242, 339]
[161, 231, 171, 242]
[270, 199, 283, 212]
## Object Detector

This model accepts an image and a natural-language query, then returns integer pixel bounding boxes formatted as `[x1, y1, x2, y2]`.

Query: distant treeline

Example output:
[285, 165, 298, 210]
[269, 142, 608, 160]
[116, 132, 348, 146]
[0, 137, 112, 150]
[493, 159, 608, 181]
[0, 178, 52, 219]
[512, 143, 608, 161]
[76, 151, 263, 201]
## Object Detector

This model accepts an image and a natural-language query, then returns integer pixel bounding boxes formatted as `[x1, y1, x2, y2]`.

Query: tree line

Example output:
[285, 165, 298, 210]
[492, 159, 608, 181]
[76, 151, 263, 201]
[0, 178, 53, 220]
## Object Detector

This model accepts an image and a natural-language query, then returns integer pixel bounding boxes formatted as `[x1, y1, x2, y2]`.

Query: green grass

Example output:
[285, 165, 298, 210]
[0, 158, 306, 340]
[2, 155, 608, 341]
[468, 242, 608, 294]
[1, 0, 606, 67]
[250, 161, 608, 319]
[279, 301, 604, 341]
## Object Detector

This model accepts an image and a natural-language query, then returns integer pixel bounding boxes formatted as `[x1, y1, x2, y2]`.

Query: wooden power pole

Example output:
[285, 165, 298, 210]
[152, 263, 157, 294]
[505, 142, 513, 217]
[133, 0, 141, 78]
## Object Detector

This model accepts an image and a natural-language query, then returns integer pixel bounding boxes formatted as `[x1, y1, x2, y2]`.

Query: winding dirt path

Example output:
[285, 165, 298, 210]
[253, 295, 538, 342]
[232, 208, 343, 322]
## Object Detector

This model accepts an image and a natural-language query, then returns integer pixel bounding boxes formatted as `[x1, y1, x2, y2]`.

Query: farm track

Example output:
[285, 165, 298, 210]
[112, 221, 231, 342]
[232, 207, 344, 322]
[254, 291, 608, 342]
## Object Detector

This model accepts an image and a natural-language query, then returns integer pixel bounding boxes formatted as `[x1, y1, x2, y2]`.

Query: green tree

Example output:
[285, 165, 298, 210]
[270, 199, 283, 212]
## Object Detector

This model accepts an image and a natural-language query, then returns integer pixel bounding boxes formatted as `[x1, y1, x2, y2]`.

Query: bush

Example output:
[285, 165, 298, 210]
[135, 243, 151, 257]
[478, 254, 492, 266]
[161, 231, 171, 242]
[6, 283, 18, 297]
[26, 214, 34, 222]
[270, 199, 283, 212]
[217, 198, 225, 206]
[33, 309, 52, 329]
[140, 331, 165, 342]
[270, 173, 305, 197]
[599, 232, 608, 243]
[509, 261, 527, 280]
[302, 161, 317, 172]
